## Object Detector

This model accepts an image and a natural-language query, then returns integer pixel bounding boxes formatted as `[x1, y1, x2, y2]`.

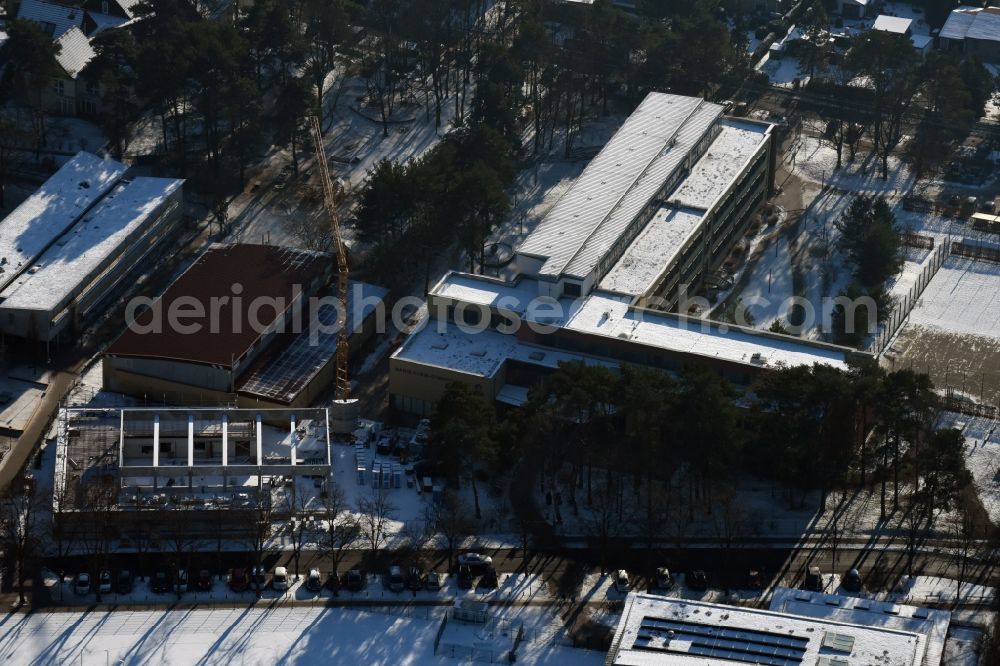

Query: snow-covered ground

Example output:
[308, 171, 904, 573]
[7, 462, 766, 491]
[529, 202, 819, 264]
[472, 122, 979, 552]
[896, 575, 998, 606]
[943, 625, 984, 666]
[907, 256, 1000, 338]
[0, 604, 604, 665]
[791, 135, 915, 195]
[758, 53, 807, 88]
[941, 412, 1000, 526]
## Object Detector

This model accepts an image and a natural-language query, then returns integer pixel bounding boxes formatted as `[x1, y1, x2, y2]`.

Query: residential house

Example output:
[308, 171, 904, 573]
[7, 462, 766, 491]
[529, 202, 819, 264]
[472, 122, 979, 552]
[940, 6, 1000, 63]
[836, 0, 881, 20]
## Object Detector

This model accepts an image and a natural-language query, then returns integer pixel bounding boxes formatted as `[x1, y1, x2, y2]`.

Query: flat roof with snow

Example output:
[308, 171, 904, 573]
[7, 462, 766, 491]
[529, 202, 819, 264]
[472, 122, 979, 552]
[599, 206, 705, 296]
[0, 152, 127, 292]
[769, 587, 949, 666]
[565, 291, 851, 371]
[0, 177, 182, 313]
[391, 318, 617, 379]
[667, 120, 769, 210]
[517, 93, 723, 281]
[609, 593, 923, 666]
[420, 273, 853, 372]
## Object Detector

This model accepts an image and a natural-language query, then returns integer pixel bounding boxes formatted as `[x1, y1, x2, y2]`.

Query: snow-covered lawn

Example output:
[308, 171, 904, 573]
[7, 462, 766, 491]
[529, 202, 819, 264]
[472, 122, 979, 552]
[758, 53, 807, 88]
[0, 604, 603, 665]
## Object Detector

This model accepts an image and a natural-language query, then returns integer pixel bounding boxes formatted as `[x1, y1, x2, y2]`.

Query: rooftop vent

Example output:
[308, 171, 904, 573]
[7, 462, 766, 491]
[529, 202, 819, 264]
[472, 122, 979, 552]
[79, 180, 90, 189]
[821, 632, 855, 654]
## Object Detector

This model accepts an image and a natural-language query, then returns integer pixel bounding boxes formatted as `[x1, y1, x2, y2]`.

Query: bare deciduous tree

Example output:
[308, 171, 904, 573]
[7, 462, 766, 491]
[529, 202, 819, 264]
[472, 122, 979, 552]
[358, 485, 396, 561]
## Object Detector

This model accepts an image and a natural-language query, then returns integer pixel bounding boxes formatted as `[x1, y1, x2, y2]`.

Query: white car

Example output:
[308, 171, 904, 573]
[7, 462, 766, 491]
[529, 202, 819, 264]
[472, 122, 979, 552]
[614, 570, 630, 593]
[457, 552, 493, 568]
[272, 566, 289, 591]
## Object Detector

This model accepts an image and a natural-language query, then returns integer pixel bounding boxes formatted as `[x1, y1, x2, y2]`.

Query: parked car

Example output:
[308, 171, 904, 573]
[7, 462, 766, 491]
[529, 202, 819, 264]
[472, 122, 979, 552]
[324, 571, 340, 592]
[305, 569, 323, 592]
[457, 552, 493, 570]
[406, 566, 424, 591]
[387, 565, 405, 593]
[74, 572, 91, 596]
[457, 565, 474, 589]
[151, 570, 171, 594]
[98, 570, 112, 594]
[655, 567, 673, 590]
[747, 568, 763, 591]
[614, 570, 630, 593]
[251, 567, 267, 590]
[345, 569, 366, 592]
[805, 566, 824, 592]
[116, 570, 133, 594]
[229, 568, 248, 593]
[196, 569, 213, 592]
[478, 567, 499, 590]
[842, 568, 863, 593]
[272, 566, 289, 591]
[425, 572, 445, 591]
[687, 570, 708, 592]
[174, 568, 188, 594]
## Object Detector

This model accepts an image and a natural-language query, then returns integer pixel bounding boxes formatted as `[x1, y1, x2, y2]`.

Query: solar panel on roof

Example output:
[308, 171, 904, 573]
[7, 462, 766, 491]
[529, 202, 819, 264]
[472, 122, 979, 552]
[821, 632, 855, 654]
[633, 617, 807, 666]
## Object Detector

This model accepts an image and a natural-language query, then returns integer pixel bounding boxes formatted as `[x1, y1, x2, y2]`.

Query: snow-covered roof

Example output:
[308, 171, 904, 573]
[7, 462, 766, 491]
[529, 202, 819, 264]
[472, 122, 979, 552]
[609, 593, 923, 666]
[770, 587, 949, 666]
[421, 272, 854, 373]
[667, 119, 769, 211]
[598, 206, 705, 297]
[16, 0, 85, 39]
[910, 33, 933, 50]
[565, 291, 851, 371]
[54, 25, 96, 78]
[0, 177, 182, 313]
[940, 7, 1000, 42]
[0, 151, 127, 293]
[116, 0, 143, 18]
[872, 14, 912, 35]
[392, 318, 617, 379]
[517, 93, 724, 281]
[432, 273, 541, 314]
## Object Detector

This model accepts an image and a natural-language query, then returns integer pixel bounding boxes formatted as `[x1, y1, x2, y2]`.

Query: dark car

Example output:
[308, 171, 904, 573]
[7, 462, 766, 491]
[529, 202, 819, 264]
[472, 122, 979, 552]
[842, 568, 863, 593]
[306, 569, 323, 592]
[747, 568, 762, 591]
[345, 569, 366, 592]
[406, 567, 424, 591]
[387, 565, 405, 593]
[229, 568, 248, 593]
[805, 566, 824, 592]
[686, 570, 708, 592]
[457, 565, 474, 589]
[655, 567, 673, 590]
[325, 571, 340, 592]
[251, 567, 267, 590]
[151, 570, 172, 593]
[116, 570, 133, 594]
[477, 567, 498, 590]
[196, 569, 213, 592]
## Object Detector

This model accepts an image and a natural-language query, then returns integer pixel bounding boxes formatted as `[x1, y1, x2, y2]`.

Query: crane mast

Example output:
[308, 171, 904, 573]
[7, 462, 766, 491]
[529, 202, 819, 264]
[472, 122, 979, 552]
[309, 115, 350, 402]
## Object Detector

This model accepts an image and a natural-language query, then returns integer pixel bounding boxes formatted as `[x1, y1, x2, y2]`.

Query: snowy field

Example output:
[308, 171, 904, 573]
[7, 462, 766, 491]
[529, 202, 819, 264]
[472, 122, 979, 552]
[0, 604, 604, 665]
[907, 257, 1000, 338]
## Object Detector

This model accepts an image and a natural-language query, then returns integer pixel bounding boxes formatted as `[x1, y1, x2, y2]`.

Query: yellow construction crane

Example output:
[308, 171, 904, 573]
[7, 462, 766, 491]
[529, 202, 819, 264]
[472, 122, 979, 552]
[309, 115, 350, 402]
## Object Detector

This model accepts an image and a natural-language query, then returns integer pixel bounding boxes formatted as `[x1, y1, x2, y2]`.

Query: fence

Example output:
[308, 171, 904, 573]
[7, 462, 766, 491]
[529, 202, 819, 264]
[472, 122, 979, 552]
[951, 241, 1000, 264]
[435, 617, 524, 663]
[900, 232, 934, 250]
[868, 241, 949, 355]
[943, 391, 999, 420]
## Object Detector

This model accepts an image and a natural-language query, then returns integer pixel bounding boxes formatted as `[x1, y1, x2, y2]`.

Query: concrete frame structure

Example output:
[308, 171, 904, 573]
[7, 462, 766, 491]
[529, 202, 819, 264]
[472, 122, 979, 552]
[54, 407, 332, 514]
